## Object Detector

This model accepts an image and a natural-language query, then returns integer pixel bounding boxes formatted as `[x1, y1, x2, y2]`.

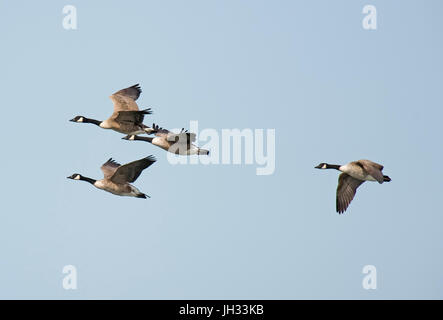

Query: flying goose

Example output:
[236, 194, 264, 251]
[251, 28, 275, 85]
[315, 159, 391, 214]
[67, 156, 156, 198]
[122, 124, 210, 155]
[70, 84, 155, 135]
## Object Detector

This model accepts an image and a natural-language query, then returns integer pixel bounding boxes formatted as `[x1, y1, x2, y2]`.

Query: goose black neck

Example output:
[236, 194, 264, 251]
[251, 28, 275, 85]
[134, 136, 153, 143]
[83, 118, 102, 126]
[326, 164, 341, 170]
[80, 176, 97, 185]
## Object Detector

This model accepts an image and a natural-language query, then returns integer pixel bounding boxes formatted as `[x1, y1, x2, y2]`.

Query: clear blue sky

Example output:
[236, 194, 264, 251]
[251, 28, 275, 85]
[1, 0, 442, 299]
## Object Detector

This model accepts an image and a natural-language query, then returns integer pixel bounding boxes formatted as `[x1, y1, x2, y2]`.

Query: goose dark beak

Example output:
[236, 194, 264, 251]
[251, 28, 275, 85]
[315, 164, 322, 169]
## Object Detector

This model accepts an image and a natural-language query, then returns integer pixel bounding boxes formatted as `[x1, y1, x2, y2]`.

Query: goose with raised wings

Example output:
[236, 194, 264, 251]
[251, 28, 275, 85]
[70, 84, 154, 135]
[67, 156, 156, 198]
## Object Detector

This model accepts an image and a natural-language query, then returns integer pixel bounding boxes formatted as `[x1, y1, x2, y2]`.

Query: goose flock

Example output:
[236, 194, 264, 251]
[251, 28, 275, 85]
[68, 84, 391, 214]
[68, 84, 209, 199]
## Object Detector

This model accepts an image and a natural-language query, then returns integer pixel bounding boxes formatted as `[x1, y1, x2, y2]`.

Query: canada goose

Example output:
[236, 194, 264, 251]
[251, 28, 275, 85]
[122, 124, 210, 156]
[315, 159, 391, 214]
[70, 84, 155, 135]
[67, 156, 156, 198]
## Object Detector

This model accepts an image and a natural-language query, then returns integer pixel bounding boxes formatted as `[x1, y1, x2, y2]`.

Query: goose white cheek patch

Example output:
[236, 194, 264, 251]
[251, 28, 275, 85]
[74, 175, 81, 180]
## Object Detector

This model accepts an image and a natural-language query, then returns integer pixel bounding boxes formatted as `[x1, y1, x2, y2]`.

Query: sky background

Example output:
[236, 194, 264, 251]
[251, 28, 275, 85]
[1, 0, 442, 299]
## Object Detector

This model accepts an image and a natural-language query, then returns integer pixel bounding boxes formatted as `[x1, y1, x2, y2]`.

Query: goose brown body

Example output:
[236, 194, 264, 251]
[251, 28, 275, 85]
[67, 156, 156, 198]
[122, 123, 209, 155]
[70, 84, 154, 135]
[315, 159, 391, 214]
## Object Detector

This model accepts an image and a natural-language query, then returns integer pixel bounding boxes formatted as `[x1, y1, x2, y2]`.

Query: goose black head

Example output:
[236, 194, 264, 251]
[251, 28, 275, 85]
[67, 173, 82, 180]
[315, 163, 328, 169]
[70, 116, 85, 123]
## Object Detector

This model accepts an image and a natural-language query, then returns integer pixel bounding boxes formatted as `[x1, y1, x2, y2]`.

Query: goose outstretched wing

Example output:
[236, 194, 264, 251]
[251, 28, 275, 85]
[152, 123, 196, 143]
[110, 156, 156, 184]
[113, 108, 152, 125]
[101, 158, 121, 179]
[336, 173, 365, 214]
[110, 84, 142, 112]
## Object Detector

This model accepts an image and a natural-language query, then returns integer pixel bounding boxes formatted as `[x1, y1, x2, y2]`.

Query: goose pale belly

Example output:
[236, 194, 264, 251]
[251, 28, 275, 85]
[94, 180, 141, 197]
[339, 164, 377, 182]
